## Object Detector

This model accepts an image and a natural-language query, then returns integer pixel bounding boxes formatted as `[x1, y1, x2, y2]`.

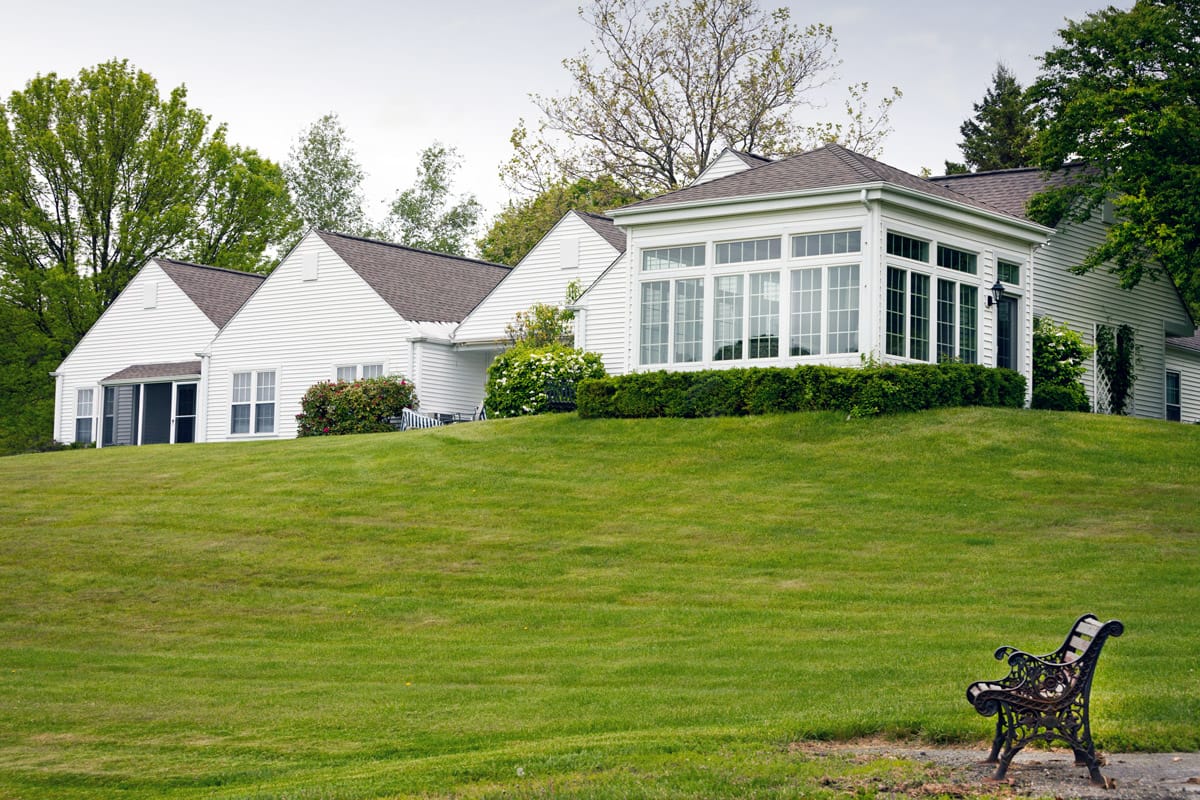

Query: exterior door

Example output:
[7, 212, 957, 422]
[995, 297, 1018, 370]
[174, 383, 197, 443]
[102, 385, 139, 446]
[141, 383, 173, 444]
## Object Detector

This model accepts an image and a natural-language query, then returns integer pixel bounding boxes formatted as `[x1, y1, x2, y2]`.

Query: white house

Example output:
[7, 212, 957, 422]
[202, 230, 510, 442]
[51, 258, 264, 446]
[931, 168, 1196, 419]
[577, 144, 1052, 393]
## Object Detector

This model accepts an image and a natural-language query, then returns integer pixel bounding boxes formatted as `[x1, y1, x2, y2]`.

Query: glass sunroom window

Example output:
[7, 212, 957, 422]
[826, 265, 860, 354]
[748, 272, 780, 358]
[792, 230, 861, 258]
[909, 273, 930, 361]
[713, 275, 744, 360]
[716, 237, 781, 265]
[639, 281, 670, 365]
[789, 267, 822, 356]
[642, 245, 705, 272]
[673, 279, 704, 363]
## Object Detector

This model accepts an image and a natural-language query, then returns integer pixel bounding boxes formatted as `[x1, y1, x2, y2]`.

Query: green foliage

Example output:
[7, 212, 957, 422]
[802, 81, 903, 159]
[513, 0, 845, 194]
[577, 362, 1026, 419]
[1028, 1, 1200, 313]
[1031, 317, 1092, 412]
[0, 59, 295, 454]
[478, 175, 642, 266]
[295, 375, 417, 436]
[1096, 323, 1137, 416]
[504, 281, 583, 348]
[382, 143, 481, 255]
[485, 344, 607, 418]
[284, 112, 370, 238]
[945, 63, 1034, 174]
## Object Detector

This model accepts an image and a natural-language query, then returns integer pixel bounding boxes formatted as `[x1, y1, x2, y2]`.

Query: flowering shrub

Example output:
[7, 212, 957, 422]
[485, 344, 607, 418]
[296, 375, 417, 436]
[1032, 317, 1092, 412]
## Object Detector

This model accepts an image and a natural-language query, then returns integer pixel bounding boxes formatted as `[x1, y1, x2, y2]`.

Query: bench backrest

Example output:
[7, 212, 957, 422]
[1052, 614, 1122, 664]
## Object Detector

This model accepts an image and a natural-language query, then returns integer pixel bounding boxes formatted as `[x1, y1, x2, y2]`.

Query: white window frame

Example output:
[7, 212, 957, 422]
[334, 363, 386, 382]
[75, 387, 95, 444]
[1166, 370, 1182, 421]
[887, 263, 983, 364]
[230, 370, 277, 436]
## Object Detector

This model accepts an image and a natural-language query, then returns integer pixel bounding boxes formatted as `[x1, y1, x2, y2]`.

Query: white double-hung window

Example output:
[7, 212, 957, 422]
[639, 245, 707, 366]
[336, 364, 384, 381]
[75, 388, 94, 444]
[231, 370, 276, 435]
[885, 232, 984, 364]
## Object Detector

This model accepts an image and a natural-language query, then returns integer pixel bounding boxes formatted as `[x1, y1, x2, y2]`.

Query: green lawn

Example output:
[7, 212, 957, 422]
[0, 407, 1197, 799]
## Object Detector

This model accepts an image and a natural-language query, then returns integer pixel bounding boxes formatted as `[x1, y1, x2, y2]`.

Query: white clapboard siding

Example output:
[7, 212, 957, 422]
[205, 232, 414, 441]
[54, 262, 219, 443]
[1032, 215, 1194, 419]
[454, 212, 620, 344]
[578, 254, 631, 375]
[412, 340, 493, 416]
[1165, 345, 1200, 423]
[691, 149, 760, 185]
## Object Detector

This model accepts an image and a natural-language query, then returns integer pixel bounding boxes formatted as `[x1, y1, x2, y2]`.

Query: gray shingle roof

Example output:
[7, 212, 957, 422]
[730, 149, 772, 167]
[103, 360, 202, 383]
[155, 259, 266, 328]
[315, 231, 511, 323]
[615, 143, 1023, 220]
[928, 166, 1086, 221]
[575, 211, 627, 254]
[1167, 330, 1200, 353]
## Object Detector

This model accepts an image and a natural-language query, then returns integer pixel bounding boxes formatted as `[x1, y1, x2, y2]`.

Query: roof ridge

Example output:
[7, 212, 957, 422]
[575, 210, 615, 222]
[154, 258, 267, 280]
[822, 143, 883, 182]
[315, 230, 511, 272]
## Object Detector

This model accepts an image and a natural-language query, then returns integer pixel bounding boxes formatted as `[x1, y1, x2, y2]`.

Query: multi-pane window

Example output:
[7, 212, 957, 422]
[826, 265, 860, 354]
[886, 232, 929, 262]
[713, 275, 745, 360]
[792, 230, 861, 258]
[888, 268, 977, 363]
[716, 237, 781, 265]
[336, 364, 384, 381]
[748, 272, 780, 358]
[639, 281, 670, 364]
[997, 260, 1021, 285]
[75, 388, 94, 444]
[1166, 371, 1182, 421]
[231, 370, 276, 434]
[790, 268, 822, 356]
[936, 244, 978, 275]
[642, 245, 705, 272]
[673, 279, 704, 363]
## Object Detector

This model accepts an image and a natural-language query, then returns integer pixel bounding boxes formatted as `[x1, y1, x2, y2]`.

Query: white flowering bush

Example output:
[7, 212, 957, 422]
[484, 344, 607, 418]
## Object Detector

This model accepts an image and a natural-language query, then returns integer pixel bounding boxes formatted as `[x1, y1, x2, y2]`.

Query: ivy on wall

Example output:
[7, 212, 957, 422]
[1095, 323, 1137, 415]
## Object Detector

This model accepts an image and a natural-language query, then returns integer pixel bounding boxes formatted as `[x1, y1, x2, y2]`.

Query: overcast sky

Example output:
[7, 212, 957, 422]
[1, 0, 1112, 229]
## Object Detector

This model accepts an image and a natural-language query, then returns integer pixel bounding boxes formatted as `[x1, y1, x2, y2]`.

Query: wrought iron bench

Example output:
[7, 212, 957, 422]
[966, 614, 1124, 785]
[544, 380, 577, 412]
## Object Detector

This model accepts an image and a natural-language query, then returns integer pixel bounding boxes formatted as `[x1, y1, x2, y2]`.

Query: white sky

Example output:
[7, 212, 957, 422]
[0, 0, 1111, 228]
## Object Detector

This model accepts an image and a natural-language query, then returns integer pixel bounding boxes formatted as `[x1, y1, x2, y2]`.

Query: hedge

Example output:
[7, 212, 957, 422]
[576, 363, 1026, 419]
[296, 375, 418, 436]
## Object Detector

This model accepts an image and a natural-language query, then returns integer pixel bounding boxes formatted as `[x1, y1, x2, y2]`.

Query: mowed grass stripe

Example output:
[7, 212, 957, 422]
[0, 407, 1196, 798]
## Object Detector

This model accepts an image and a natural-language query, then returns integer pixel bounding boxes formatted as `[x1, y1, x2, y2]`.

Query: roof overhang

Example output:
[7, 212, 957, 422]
[101, 360, 202, 384]
[609, 181, 1052, 244]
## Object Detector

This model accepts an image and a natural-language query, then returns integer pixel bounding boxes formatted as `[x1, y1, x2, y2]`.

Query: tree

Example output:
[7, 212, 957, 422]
[382, 144, 481, 255]
[478, 175, 642, 266]
[0, 60, 294, 452]
[506, 0, 898, 195]
[283, 113, 369, 237]
[1027, 1, 1200, 312]
[944, 63, 1035, 174]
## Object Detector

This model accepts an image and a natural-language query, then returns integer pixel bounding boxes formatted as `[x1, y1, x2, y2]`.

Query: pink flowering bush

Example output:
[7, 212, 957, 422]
[296, 376, 418, 436]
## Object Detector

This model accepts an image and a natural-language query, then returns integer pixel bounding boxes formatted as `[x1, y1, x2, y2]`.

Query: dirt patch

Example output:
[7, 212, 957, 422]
[791, 740, 1200, 800]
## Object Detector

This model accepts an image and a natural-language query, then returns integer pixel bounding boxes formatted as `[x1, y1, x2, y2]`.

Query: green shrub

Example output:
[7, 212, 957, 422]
[576, 363, 1026, 419]
[485, 345, 607, 418]
[296, 376, 417, 436]
[1032, 383, 1091, 412]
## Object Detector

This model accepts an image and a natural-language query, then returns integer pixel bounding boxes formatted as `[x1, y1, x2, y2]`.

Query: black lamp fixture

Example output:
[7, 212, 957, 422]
[986, 280, 1006, 307]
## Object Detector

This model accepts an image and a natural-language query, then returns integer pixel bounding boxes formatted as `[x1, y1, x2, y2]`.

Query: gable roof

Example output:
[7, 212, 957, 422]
[928, 166, 1086, 221]
[614, 143, 1022, 220]
[155, 259, 265, 328]
[314, 230, 511, 323]
[575, 211, 626, 254]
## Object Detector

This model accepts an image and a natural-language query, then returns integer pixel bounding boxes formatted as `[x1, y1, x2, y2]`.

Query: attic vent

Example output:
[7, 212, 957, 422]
[1100, 199, 1116, 225]
[302, 251, 319, 281]
[143, 281, 158, 309]
[560, 237, 580, 270]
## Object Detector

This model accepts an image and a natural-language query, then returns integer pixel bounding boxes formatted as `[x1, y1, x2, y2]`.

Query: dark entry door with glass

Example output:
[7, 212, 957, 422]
[995, 297, 1018, 370]
[141, 383, 173, 444]
[175, 383, 197, 443]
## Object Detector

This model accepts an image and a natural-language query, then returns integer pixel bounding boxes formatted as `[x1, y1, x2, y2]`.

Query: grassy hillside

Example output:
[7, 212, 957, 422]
[0, 408, 1197, 799]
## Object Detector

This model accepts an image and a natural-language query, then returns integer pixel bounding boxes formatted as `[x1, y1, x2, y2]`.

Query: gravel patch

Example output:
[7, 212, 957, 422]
[794, 741, 1200, 799]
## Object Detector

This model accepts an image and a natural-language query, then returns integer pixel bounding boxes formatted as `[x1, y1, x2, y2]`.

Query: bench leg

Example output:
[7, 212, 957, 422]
[984, 718, 1004, 763]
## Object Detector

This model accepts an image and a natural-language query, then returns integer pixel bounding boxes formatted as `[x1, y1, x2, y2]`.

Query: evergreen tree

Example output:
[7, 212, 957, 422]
[945, 63, 1035, 174]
